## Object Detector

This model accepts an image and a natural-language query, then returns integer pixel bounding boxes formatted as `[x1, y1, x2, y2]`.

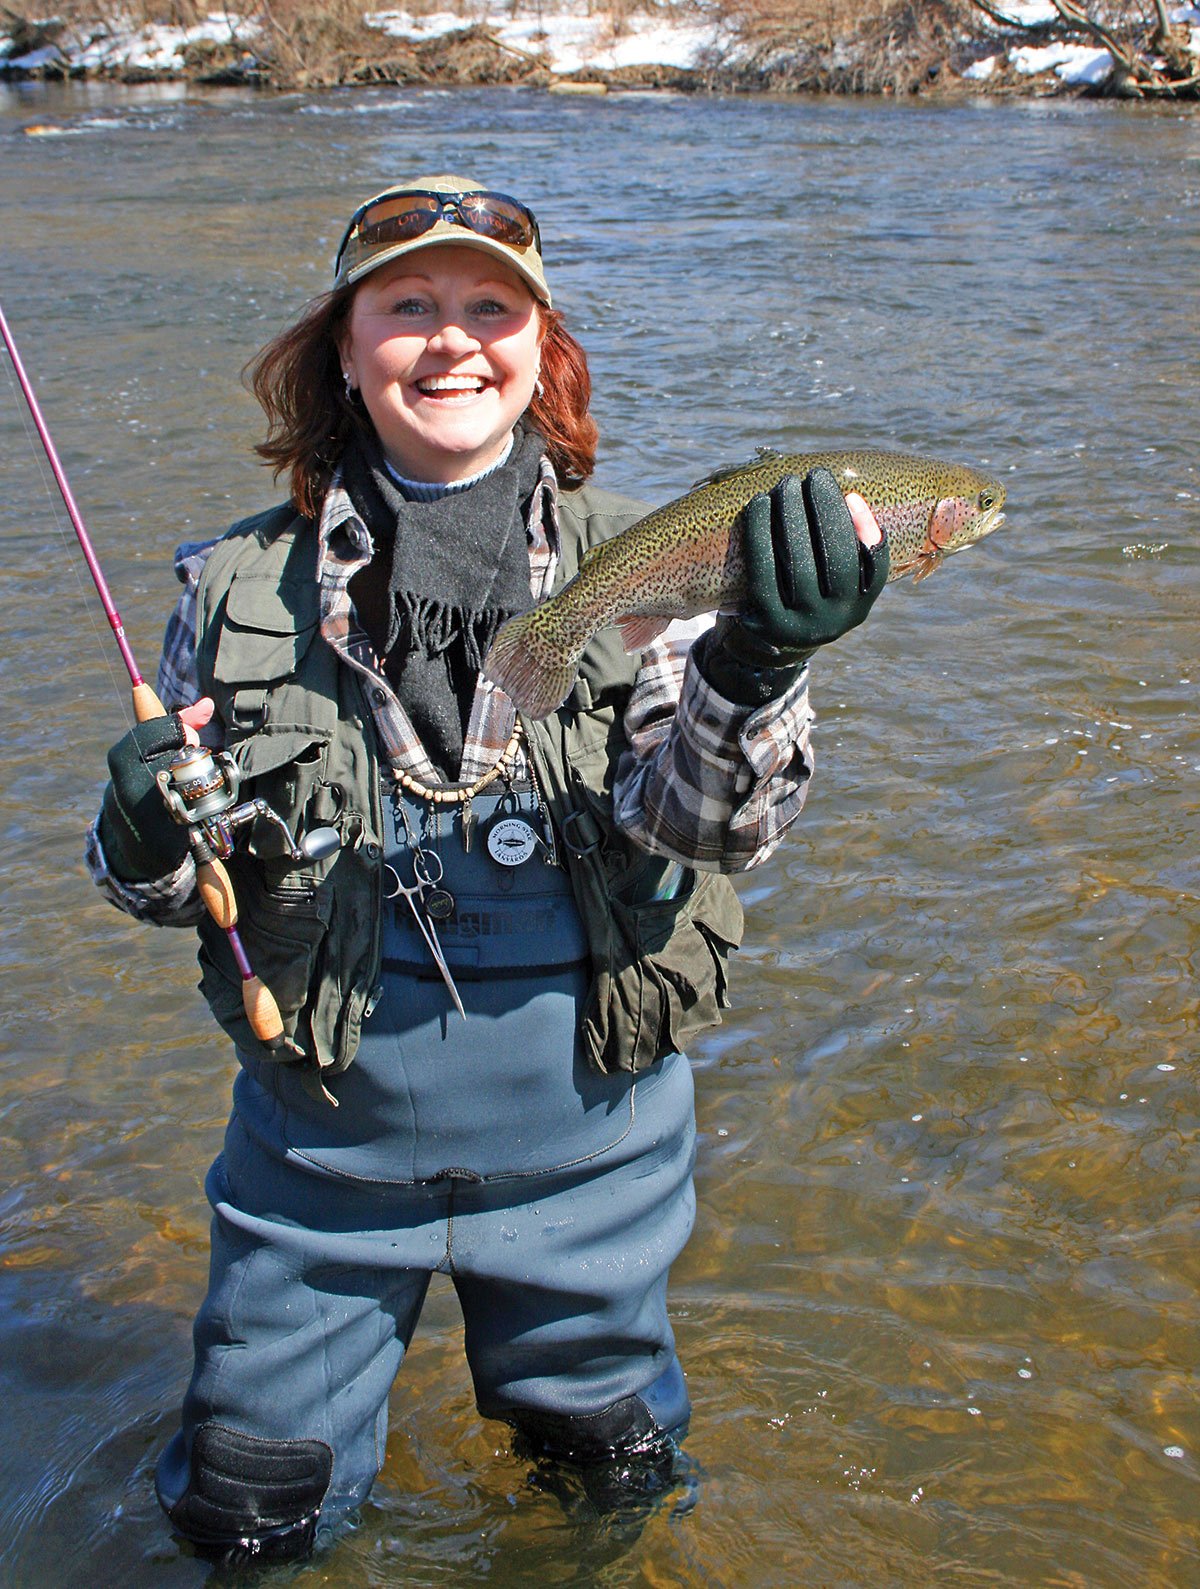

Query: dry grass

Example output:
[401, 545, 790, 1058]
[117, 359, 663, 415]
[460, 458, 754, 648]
[704, 0, 979, 93]
[3, 0, 1196, 95]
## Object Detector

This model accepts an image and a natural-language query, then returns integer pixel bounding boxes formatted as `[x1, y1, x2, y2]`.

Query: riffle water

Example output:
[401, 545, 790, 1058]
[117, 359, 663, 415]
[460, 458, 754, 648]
[0, 80, 1196, 1586]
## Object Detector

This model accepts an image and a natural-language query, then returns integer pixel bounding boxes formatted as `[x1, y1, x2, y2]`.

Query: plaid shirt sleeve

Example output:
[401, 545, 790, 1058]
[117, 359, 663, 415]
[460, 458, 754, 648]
[155, 539, 217, 710]
[613, 615, 816, 874]
[82, 540, 218, 924]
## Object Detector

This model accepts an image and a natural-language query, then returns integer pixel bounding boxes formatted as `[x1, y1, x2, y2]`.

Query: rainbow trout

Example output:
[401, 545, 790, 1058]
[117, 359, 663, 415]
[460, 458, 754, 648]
[484, 447, 1007, 719]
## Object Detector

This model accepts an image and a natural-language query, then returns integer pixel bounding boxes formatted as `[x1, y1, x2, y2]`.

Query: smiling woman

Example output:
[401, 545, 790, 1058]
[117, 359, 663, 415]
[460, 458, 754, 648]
[82, 169, 890, 1568]
[339, 249, 544, 482]
[245, 179, 598, 517]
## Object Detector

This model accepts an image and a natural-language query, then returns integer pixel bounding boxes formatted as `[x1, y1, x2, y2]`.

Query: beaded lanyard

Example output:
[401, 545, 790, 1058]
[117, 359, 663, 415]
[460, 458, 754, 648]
[390, 722, 526, 857]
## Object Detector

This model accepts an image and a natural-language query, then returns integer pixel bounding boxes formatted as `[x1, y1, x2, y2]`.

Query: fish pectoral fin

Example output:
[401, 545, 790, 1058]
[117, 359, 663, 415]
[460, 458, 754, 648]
[911, 551, 942, 584]
[615, 613, 673, 652]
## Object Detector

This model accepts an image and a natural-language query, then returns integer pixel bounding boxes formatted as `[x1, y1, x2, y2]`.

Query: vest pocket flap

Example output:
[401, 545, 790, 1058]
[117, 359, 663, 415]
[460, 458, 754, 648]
[232, 727, 327, 781]
[213, 575, 320, 684]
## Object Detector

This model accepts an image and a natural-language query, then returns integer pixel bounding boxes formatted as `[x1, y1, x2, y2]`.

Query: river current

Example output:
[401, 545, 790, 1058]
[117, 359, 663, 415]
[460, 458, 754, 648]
[0, 80, 1197, 1586]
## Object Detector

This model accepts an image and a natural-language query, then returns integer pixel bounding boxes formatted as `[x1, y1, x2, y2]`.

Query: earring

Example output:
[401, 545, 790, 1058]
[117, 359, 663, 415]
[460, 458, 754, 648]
[343, 372, 355, 401]
[534, 373, 545, 400]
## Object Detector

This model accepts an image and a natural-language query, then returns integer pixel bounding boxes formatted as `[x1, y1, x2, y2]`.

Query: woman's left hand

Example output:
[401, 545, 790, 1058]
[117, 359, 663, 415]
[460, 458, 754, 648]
[735, 468, 890, 662]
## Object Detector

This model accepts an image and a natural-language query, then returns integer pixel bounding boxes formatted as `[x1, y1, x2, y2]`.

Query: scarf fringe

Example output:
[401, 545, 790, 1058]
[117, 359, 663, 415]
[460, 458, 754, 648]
[391, 596, 521, 671]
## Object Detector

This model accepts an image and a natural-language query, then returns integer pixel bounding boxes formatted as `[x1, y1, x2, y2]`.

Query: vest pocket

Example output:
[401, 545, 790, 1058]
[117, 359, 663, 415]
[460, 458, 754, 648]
[212, 572, 321, 685]
[597, 873, 744, 1073]
[225, 731, 338, 877]
[197, 865, 332, 1064]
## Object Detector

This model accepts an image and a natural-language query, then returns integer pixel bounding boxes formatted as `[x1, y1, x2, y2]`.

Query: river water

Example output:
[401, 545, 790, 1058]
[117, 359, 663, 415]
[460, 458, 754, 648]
[0, 79, 1196, 1587]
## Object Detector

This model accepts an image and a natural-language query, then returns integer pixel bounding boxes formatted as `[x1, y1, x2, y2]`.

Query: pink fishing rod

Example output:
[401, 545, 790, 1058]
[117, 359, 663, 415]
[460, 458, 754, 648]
[0, 299, 164, 721]
[1, 301, 298, 1052]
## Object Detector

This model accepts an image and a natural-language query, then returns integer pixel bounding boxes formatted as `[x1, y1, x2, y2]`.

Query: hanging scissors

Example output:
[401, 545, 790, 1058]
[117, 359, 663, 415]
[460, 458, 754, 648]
[383, 857, 467, 1021]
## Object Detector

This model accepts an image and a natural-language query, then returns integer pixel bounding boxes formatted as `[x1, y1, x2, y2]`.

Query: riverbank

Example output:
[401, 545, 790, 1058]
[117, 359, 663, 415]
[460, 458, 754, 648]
[3, 1, 1199, 97]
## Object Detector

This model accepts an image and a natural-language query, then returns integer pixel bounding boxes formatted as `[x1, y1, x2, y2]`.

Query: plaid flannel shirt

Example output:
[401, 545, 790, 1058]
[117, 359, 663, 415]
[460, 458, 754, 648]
[87, 463, 815, 923]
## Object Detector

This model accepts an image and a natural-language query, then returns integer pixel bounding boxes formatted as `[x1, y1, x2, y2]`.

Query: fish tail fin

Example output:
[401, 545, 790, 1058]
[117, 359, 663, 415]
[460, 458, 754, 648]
[483, 611, 581, 720]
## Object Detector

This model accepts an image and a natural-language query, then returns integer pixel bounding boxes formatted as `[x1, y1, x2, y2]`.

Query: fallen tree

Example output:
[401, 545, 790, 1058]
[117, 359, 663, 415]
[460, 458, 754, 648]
[968, 0, 1200, 97]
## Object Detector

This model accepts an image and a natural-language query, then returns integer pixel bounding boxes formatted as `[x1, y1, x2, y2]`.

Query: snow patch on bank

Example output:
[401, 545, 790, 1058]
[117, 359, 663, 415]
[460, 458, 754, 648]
[366, 4, 730, 73]
[3, 12, 253, 74]
[1012, 42, 1112, 84]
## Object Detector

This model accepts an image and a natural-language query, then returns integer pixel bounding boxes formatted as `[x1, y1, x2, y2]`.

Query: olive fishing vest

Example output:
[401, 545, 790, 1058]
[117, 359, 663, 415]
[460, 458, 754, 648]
[191, 482, 744, 1091]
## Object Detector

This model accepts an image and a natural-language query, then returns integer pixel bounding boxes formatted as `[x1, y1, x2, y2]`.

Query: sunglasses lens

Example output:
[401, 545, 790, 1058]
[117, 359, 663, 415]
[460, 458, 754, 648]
[457, 193, 538, 249]
[338, 194, 440, 276]
[358, 194, 440, 246]
[337, 191, 540, 281]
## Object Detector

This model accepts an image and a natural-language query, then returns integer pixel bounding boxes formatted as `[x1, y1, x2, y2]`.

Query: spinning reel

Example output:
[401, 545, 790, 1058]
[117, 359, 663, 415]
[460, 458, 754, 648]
[157, 745, 342, 867]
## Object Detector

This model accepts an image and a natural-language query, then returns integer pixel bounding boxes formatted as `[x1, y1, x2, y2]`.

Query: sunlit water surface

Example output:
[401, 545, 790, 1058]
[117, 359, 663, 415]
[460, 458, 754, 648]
[0, 80, 1197, 1587]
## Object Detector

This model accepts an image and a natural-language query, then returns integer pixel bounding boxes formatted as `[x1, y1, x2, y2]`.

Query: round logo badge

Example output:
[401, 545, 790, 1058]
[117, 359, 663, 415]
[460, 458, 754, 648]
[486, 817, 539, 867]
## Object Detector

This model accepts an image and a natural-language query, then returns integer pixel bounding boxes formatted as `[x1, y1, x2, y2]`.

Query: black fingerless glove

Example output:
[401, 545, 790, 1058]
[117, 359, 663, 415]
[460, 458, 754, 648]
[695, 467, 890, 706]
[98, 714, 190, 882]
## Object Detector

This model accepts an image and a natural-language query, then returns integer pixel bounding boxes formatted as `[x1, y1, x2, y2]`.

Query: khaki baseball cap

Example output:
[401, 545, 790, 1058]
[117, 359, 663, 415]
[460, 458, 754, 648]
[333, 173, 551, 305]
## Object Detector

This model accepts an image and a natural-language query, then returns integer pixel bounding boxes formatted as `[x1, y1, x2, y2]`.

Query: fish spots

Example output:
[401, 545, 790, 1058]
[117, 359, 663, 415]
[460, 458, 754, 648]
[486, 448, 1008, 716]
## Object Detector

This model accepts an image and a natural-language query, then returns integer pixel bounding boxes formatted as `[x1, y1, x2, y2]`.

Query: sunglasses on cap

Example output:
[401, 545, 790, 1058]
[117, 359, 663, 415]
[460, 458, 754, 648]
[335, 189, 542, 283]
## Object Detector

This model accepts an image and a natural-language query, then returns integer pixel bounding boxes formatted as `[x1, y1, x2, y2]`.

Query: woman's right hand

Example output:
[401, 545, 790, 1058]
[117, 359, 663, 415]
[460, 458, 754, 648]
[98, 698, 215, 882]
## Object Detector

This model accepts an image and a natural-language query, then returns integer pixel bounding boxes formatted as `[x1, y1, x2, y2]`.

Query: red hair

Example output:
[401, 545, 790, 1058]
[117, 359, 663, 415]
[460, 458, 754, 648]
[245, 292, 597, 519]
[526, 307, 598, 490]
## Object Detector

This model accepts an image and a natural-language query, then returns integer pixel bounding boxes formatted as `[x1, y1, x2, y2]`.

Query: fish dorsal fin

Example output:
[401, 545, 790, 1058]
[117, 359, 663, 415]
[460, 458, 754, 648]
[691, 446, 786, 490]
[689, 444, 794, 486]
[579, 542, 606, 573]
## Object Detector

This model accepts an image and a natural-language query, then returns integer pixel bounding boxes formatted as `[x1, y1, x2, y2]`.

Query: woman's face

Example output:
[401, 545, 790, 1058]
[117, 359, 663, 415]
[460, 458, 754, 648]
[339, 245, 543, 483]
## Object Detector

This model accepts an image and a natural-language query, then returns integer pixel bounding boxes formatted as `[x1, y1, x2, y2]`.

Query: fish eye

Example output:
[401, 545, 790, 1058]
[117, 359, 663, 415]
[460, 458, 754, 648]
[979, 490, 996, 510]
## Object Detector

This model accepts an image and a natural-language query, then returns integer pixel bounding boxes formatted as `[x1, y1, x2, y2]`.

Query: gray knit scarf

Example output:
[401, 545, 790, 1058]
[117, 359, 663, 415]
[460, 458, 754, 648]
[343, 424, 542, 777]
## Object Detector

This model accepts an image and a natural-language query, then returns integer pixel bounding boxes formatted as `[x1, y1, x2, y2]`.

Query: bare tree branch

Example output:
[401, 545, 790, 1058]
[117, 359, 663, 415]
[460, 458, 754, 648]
[1050, 0, 1136, 71]
[965, 0, 1199, 95]
[1149, 0, 1174, 48]
[969, 0, 1029, 25]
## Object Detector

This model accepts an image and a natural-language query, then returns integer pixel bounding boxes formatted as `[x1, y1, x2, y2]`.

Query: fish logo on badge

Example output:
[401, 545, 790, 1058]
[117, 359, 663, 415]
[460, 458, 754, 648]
[486, 818, 539, 867]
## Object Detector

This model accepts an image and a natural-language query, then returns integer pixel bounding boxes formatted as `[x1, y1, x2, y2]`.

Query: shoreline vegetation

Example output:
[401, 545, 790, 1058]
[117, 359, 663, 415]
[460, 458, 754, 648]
[3, 1, 1198, 99]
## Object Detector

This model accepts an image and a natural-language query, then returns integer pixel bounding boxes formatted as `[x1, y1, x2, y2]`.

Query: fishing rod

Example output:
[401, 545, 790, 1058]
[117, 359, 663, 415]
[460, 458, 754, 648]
[0, 301, 338, 1054]
[0, 301, 164, 723]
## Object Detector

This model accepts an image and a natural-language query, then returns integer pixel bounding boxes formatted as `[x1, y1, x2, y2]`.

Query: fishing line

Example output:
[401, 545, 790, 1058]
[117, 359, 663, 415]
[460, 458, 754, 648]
[0, 349, 139, 740]
[1, 301, 330, 1056]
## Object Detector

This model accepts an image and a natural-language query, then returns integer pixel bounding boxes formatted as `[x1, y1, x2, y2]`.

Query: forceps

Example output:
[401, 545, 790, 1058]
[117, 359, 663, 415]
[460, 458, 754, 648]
[383, 856, 467, 1021]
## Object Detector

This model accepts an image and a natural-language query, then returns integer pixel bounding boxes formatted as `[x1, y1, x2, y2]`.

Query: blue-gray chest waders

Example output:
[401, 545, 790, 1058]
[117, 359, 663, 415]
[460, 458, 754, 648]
[159, 776, 697, 1554]
[233, 777, 669, 1183]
